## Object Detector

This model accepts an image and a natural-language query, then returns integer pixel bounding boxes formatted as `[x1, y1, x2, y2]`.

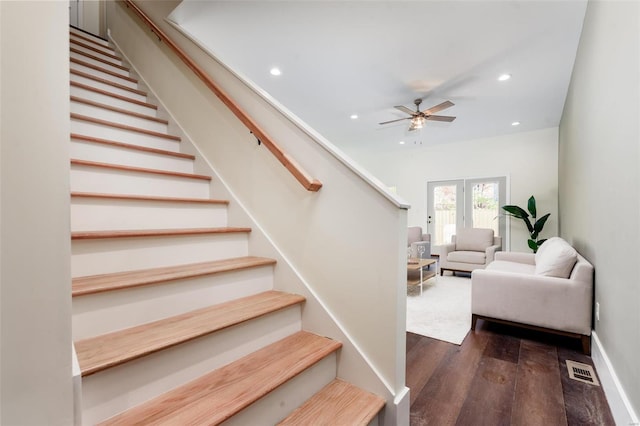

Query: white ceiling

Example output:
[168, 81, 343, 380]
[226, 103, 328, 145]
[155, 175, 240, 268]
[169, 0, 587, 151]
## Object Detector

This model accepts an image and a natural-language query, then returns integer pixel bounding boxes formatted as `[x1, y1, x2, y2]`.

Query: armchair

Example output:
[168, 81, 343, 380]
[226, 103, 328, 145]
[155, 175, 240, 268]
[437, 228, 501, 275]
[408, 226, 431, 259]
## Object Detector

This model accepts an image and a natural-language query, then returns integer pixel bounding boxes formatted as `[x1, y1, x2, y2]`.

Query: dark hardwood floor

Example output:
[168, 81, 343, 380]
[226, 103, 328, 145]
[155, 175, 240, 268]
[407, 319, 615, 426]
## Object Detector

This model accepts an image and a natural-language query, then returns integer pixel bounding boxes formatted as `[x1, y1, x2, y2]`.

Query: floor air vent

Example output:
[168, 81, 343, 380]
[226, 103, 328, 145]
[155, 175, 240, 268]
[566, 360, 599, 386]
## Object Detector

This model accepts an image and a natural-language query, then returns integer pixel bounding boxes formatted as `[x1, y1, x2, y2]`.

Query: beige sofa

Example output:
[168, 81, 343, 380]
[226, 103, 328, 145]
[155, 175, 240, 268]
[437, 228, 502, 275]
[471, 237, 594, 353]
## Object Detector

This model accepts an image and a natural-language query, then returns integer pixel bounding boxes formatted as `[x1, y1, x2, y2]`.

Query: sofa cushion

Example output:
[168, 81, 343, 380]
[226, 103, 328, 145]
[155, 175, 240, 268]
[535, 237, 578, 278]
[486, 260, 536, 275]
[455, 228, 495, 252]
[448, 250, 486, 265]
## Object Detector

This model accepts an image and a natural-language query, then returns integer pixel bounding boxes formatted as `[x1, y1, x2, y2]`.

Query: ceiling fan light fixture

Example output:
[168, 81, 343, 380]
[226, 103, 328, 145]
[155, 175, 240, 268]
[410, 116, 425, 130]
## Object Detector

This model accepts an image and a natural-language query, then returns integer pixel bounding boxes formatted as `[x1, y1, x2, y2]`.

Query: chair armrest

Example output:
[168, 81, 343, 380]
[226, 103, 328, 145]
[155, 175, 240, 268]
[471, 269, 592, 335]
[494, 251, 535, 265]
[485, 244, 501, 263]
[436, 243, 456, 257]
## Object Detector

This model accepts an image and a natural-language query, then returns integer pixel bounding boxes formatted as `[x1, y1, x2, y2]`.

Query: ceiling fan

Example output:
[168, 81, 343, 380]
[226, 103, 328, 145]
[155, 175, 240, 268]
[379, 99, 456, 131]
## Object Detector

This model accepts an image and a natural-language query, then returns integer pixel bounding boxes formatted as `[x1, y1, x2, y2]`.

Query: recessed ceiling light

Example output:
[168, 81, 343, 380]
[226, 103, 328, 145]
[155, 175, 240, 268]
[350, 114, 358, 120]
[270, 67, 282, 76]
[399, 141, 406, 145]
[498, 73, 511, 81]
[512, 121, 521, 126]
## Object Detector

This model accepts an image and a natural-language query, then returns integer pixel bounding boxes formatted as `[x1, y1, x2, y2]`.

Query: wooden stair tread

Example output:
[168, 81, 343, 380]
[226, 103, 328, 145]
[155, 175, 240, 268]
[70, 81, 157, 109]
[71, 96, 168, 124]
[75, 291, 306, 377]
[71, 191, 225, 204]
[70, 70, 146, 96]
[70, 38, 121, 61]
[70, 30, 112, 50]
[73, 256, 274, 296]
[98, 331, 341, 425]
[71, 113, 181, 141]
[71, 226, 250, 240]
[70, 134, 191, 159]
[70, 47, 129, 71]
[277, 379, 385, 425]
[70, 159, 210, 181]
[70, 57, 138, 84]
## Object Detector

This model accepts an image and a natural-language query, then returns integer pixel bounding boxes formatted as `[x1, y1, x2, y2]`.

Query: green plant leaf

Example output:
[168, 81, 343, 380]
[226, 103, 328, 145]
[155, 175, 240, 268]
[533, 213, 550, 233]
[528, 239, 538, 252]
[527, 196, 537, 218]
[502, 205, 529, 219]
[537, 238, 548, 246]
[531, 230, 539, 240]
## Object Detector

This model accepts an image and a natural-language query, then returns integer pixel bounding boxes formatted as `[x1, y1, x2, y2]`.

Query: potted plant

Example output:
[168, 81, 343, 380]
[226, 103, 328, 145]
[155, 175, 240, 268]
[502, 196, 550, 253]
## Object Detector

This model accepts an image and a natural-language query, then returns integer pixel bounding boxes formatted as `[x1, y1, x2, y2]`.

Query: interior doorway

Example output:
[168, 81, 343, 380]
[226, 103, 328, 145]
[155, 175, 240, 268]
[426, 177, 507, 247]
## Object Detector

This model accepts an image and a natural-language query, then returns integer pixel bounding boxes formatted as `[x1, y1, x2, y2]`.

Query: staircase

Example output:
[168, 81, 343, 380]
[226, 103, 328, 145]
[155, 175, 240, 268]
[69, 27, 385, 425]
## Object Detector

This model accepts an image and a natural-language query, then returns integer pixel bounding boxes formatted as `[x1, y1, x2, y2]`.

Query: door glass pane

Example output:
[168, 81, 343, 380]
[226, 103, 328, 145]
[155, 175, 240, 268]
[471, 182, 500, 236]
[434, 185, 457, 245]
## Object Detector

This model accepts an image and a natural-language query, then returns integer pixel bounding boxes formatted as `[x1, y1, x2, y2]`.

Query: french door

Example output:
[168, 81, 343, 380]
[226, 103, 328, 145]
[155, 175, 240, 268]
[427, 177, 507, 246]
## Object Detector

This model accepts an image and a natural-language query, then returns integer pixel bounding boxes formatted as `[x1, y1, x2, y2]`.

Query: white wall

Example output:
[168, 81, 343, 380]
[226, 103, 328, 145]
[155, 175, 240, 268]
[106, 2, 409, 423]
[0, 2, 73, 424]
[559, 0, 639, 422]
[346, 127, 559, 253]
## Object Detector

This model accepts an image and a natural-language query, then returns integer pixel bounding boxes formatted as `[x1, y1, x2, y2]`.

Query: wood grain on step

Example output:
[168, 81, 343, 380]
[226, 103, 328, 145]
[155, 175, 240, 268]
[71, 114, 180, 141]
[72, 256, 275, 296]
[70, 47, 129, 71]
[98, 331, 340, 425]
[70, 192, 225, 204]
[70, 58, 138, 84]
[76, 290, 305, 377]
[70, 81, 156, 109]
[70, 134, 190, 159]
[70, 70, 146, 96]
[70, 96, 168, 124]
[71, 227, 249, 240]
[70, 38, 121, 61]
[70, 31, 114, 51]
[278, 379, 384, 425]
[70, 159, 211, 181]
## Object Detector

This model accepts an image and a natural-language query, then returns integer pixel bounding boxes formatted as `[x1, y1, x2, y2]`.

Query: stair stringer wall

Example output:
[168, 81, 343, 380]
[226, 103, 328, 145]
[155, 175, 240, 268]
[106, 2, 409, 425]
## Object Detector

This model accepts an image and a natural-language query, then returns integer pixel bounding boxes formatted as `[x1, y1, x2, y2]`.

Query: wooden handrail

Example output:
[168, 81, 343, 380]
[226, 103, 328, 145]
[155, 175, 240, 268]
[122, 0, 322, 192]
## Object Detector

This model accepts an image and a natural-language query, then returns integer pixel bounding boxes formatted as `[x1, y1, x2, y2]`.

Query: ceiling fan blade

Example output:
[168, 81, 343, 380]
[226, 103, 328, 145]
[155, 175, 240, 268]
[426, 115, 456, 122]
[423, 100, 454, 115]
[379, 117, 412, 125]
[394, 105, 416, 116]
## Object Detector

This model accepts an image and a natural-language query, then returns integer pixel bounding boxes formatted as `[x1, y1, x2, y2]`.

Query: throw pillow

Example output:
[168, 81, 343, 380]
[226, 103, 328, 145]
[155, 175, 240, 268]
[535, 237, 578, 278]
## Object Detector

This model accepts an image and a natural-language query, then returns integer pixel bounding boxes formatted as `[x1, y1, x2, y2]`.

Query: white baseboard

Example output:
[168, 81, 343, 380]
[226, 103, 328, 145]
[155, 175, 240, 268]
[591, 332, 639, 425]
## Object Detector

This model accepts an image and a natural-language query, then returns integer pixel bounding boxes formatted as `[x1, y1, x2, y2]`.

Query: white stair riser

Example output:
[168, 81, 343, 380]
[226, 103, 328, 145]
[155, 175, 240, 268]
[71, 85, 156, 116]
[70, 51, 129, 77]
[71, 119, 177, 150]
[70, 73, 147, 103]
[72, 266, 273, 339]
[71, 101, 167, 133]
[70, 199, 226, 232]
[70, 29, 111, 48]
[71, 139, 191, 174]
[70, 35, 117, 57]
[70, 61, 137, 89]
[224, 354, 337, 426]
[71, 233, 248, 277]
[80, 308, 303, 425]
[70, 167, 209, 199]
[71, 44, 123, 68]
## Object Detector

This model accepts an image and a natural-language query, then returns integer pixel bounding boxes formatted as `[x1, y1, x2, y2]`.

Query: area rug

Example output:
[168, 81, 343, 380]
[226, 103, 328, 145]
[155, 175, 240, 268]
[406, 274, 471, 345]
